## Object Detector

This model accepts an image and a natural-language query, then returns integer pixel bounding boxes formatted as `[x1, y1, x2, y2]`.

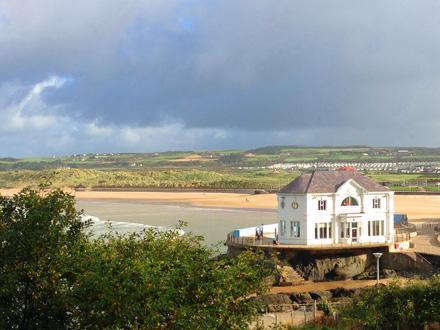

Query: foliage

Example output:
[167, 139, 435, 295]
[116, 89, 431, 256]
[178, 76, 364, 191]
[68, 231, 272, 329]
[0, 168, 299, 190]
[0, 188, 273, 329]
[341, 277, 440, 329]
[318, 297, 334, 316]
[2, 146, 440, 172]
[0, 188, 89, 329]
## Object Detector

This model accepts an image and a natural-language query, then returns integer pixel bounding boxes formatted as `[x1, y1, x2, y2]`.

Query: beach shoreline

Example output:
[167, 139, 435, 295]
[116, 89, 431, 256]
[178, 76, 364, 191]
[0, 189, 439, 219]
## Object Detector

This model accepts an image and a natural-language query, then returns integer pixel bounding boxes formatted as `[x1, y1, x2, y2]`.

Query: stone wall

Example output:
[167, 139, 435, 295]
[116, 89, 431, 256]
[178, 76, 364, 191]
[381, 252, 434, 273]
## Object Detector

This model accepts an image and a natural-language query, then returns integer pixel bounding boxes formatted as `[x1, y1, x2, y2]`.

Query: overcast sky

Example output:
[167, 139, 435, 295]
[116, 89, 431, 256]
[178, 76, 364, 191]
[1, 0, 440, 156]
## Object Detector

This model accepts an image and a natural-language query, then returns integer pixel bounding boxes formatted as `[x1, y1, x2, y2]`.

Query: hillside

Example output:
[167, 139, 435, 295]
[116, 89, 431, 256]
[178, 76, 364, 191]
[0, 146, 439, 190]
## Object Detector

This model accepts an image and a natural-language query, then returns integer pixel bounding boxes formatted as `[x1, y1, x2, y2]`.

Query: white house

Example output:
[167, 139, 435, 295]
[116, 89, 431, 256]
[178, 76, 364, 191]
[277, 170, 394, 246]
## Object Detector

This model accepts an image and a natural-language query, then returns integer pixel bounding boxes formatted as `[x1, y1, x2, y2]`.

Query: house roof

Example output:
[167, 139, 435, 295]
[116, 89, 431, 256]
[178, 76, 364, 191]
[280, 171, 389, 194]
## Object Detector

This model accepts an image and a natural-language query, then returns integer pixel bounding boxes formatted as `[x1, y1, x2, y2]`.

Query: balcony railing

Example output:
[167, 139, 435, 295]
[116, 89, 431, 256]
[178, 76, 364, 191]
[226, 233, 391, 249]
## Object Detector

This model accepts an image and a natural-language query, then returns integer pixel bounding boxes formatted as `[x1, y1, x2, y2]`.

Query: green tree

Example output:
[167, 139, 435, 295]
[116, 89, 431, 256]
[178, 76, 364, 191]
[0, 188, 89, 329]
[342, 277, 440, 329]
[67, 230, 272, 329]
[0, 188, 273, 329]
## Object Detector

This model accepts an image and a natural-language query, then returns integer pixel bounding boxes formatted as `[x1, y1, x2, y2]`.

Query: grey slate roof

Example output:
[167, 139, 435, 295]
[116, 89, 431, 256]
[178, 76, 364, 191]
[280, 171, 389, 194]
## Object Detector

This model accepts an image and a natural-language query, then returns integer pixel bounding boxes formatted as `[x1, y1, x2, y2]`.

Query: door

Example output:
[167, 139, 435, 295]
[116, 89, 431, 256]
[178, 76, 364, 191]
[351, 222, 358, 242]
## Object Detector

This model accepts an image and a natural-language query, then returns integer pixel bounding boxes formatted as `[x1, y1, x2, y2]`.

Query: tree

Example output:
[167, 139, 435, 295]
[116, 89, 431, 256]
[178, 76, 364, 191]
[341, 276, 440, 329]
[0, 188, 273, 329]
[0, 188, 89, 329]
[67, 230, 272, 329]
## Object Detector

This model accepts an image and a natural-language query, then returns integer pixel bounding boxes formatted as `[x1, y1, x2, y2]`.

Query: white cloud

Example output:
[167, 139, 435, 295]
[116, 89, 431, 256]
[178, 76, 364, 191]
[0, 76, 68, 132]
[0, 77, 232, 156]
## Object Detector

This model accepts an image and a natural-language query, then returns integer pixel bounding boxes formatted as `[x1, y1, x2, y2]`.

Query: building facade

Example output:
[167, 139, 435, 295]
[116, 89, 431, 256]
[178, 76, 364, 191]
[277, 171, 394, 245]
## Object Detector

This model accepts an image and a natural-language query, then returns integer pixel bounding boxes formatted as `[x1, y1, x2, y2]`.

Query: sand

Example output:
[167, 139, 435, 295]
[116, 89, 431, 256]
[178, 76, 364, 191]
[394, 195, 440, 220]
[0, 189, 438, 219]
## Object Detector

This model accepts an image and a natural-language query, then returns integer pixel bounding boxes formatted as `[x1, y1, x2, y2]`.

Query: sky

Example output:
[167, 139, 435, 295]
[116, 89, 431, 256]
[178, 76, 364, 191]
[1, 0, 440, 156]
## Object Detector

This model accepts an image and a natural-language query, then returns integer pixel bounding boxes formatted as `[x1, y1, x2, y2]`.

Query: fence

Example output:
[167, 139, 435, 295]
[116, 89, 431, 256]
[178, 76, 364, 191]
[226, 233, 391, 249]
[257, 300, 349, 328]
[414, 222, 440, 231]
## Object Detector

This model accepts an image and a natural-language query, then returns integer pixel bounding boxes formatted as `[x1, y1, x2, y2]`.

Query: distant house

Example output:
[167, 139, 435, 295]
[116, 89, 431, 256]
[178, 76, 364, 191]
[277, 171, 394, 245]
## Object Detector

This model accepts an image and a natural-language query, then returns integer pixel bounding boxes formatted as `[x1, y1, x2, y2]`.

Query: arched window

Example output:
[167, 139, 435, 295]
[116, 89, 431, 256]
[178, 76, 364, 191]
[341, 196, 358, 206]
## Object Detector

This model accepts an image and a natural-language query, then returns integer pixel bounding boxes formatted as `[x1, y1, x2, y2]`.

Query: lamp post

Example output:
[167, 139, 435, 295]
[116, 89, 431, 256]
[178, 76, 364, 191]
[373, 252, 383, 285]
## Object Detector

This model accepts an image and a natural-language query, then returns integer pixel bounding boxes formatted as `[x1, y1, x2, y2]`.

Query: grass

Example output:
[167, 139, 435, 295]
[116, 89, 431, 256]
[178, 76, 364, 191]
[0, 167, 438, 192]
[0, 146, 439, 190]
[0, 168, 300, 190]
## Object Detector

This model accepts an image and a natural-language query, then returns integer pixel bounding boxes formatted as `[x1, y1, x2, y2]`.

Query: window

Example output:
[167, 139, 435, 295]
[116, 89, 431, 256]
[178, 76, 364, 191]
[341, 223, 358, 238]
[372, 198, 381, 209]
[290, 221, 300, 238]
[315, 223, 331, 239]
[340, 223, 346, 238]
[280, 220, 286, 236]
[368, 220, 384, 236]
[341, 196, 359, 206]
[318, 200, 327, 210]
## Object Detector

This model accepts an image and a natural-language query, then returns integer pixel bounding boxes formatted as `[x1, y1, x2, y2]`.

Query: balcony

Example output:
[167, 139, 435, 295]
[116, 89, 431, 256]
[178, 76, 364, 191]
[226, 232, 391, 251]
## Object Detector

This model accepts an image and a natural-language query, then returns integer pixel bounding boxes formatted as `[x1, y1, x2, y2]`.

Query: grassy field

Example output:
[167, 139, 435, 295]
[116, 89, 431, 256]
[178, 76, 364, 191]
[2, 146, 440, 171]
[0, 167, 439, 192]
[0, 146, 439, 190]
[0, 168, 300, 190]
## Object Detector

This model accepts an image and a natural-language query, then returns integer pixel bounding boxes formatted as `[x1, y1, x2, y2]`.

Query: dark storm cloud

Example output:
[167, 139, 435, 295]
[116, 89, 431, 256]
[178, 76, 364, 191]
[0, 0, 440, 155]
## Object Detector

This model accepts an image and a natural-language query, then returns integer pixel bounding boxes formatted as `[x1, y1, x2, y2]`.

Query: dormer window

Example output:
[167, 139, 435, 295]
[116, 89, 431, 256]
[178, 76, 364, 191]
[372, 198, 381, 209]
[341, 197, 358, 206]
[318, 200, 327, 210]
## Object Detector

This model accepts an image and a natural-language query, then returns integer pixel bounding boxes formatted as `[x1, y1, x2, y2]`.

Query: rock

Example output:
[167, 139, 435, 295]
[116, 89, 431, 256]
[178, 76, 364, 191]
[274, 265, 304, 286]
[334, 261, 366, 280]
[329, 287, 355, 298]
[289, 292, 313, 304]
[256, 294, 292, 312]
[383, 269, 397, 278]
[353, 271, 375, 280]
[292, 254, 369, 281]
[309, 290, 333, 301]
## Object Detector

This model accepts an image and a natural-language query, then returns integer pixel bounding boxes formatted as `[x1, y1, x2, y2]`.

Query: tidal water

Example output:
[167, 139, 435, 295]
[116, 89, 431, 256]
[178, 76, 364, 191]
[76, 199, 276, 250]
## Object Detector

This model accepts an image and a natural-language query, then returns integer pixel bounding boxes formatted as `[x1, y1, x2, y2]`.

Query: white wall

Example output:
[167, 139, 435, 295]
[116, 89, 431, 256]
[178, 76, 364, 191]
[277, 181, 394, 246]
[233, 223, 278, 238]
[277, 194, 308, 244]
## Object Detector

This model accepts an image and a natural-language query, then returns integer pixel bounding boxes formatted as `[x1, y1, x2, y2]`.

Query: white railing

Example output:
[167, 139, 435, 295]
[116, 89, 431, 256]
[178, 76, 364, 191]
[226, 233, 390, 248]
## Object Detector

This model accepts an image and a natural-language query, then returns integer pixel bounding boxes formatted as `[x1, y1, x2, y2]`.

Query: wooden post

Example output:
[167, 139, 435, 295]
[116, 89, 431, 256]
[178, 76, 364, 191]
[314, 300, 317, 320]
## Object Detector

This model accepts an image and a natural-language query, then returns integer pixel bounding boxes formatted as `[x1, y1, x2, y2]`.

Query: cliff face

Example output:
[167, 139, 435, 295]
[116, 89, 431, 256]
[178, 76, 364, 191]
[291, 253, 370, 280]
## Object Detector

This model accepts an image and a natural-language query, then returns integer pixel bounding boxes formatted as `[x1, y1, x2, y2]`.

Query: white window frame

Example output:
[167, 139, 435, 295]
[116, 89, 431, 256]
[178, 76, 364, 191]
[318, 199, 327, 211]
[368, 220, 384, 236]
[314, 222, 331, 239]
[290, 221, 300, 238]
[280, 220, 287, 236]
[372, 198, 381, 209]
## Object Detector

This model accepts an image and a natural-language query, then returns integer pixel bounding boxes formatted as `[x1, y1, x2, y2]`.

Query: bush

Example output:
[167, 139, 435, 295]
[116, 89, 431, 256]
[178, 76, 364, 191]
[341, 278, 440, 329]
[0, 188, 273, 329]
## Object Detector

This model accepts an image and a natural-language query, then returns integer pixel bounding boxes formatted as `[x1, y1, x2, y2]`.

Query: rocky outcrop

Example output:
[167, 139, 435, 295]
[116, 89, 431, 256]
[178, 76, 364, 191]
[381, 252, 434, 273]
[329, 287, 356, 298]
[292, 253, 369, 280]
[354, 265, 398, 280]
[274, 265, 305, 286]
[309, 290, 333, 301]
[289, 292, 314, 304]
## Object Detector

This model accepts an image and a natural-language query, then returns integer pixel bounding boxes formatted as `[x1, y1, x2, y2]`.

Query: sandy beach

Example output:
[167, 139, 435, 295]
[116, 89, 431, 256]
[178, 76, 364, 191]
[0, 189, 438, 220]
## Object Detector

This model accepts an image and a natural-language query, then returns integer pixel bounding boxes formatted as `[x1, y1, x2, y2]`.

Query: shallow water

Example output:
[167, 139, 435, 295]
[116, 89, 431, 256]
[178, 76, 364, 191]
[76, 199, 276, 249]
